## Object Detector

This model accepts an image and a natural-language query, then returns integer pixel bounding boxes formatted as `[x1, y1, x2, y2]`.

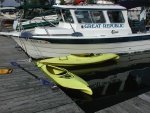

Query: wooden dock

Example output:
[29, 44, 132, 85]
[97, 92, 150, 113]
[1, 31, 150, 113]
[0, 35, 84, 113]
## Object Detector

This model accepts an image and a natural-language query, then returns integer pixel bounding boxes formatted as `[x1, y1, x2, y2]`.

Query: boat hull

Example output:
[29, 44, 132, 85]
[12, 33, 150, 59]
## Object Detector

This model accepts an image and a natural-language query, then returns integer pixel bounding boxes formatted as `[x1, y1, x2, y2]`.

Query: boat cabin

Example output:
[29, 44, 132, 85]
[34, 4, 132, 36]
[0, 7, 17, 19]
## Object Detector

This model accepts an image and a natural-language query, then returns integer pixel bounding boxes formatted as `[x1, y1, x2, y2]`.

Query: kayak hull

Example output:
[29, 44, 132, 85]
[38, 63, 93, 95]
[38, 53, 119, 66]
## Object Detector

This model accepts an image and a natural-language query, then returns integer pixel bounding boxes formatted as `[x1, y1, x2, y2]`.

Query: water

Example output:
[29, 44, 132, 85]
[59, 51, 150, 113]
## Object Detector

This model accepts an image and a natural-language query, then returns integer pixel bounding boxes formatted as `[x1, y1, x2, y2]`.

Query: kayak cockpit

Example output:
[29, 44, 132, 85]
[46, 65, 67, 75]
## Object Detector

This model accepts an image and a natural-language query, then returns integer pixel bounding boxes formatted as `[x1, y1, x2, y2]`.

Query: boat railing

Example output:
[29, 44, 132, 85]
[16, 17, 58, 31]
[41, 17, 58, 27]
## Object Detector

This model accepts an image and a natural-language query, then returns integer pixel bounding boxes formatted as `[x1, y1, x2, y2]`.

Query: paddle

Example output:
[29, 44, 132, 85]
[10, 62, 57, 89]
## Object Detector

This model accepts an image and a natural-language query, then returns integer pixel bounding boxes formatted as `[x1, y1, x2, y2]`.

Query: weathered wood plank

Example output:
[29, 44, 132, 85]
[0, 34, 84, 113]
[96, 107, 116, 113]
[36, 103, 85, 113]
[138, 94, 150, 103]
[131, 97, 150, 111]
[114, 101, 142, 113]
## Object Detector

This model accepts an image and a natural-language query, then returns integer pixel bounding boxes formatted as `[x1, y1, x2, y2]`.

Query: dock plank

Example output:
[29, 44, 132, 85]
[129, 97, 150, 112]
[0, 35, 84, 113]
[139, 94, 150, 103]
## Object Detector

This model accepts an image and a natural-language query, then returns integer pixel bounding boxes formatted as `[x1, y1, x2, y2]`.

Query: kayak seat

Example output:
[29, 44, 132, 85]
[51, 68, 67, 75]
[57, 71, 67, 75]
[46, 66, 66, 75]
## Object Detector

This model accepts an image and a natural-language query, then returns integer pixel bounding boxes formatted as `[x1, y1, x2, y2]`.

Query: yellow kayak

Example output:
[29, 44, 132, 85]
[38, 63, 93, 95]
[37, 53, 119, 66]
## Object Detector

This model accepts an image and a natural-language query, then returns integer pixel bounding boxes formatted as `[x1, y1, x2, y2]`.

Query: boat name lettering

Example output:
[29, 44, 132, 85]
[84, 24, 101, 28]
[91, 79, 121, 88]
[103, 24, 124, 28]
[84, 24, 124, 28]
[101, 79, 120, 85]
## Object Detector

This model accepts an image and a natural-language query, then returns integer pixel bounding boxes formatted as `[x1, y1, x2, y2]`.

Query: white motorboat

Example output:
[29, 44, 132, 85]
[0, 7, 17, 20]
[0, 7, 18, 29]
[0, 2, 150, 59]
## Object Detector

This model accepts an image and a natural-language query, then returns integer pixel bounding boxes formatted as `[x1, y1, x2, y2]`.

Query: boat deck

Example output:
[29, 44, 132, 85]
[0, 28, 150, 113]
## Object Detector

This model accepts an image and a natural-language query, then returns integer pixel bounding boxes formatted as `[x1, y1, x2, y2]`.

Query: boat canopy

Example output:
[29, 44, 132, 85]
[0, 7, 17, 12]
[52, 5, 126, 10]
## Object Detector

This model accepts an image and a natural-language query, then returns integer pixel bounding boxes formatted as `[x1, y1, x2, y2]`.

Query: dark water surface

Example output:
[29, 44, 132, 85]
[59, 51, 150, 113]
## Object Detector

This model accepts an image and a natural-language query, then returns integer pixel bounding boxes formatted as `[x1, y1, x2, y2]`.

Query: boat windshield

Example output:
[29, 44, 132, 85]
[75, 10, 105, 23]
[0, 9, 17, 14]
[107, 11, 125, 23]
[60, 9, 74, 23]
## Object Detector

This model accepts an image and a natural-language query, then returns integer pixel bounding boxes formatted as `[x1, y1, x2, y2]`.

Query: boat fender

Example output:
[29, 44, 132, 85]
[20, 31, 33, 38]
[71, 32, 83, 37]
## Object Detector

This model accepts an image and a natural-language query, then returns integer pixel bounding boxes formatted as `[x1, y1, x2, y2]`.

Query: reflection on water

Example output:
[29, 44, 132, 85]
[59, 51, 150, 113]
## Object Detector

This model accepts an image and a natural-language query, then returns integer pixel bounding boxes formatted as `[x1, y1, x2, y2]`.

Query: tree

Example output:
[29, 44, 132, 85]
[30, 0, 50, 5]
[15, 0, 52, 5]
[15, 0, 54, 18]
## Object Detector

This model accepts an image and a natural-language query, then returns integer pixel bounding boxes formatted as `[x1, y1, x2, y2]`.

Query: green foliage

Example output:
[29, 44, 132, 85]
[15, 0, 54, 9]
[29, 0, 50, 5]
[60, 0, 65, 5]
[15, 0, 52, 5]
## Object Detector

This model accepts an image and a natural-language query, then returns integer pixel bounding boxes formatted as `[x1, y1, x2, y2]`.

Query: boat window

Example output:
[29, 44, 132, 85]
[107, 11, 125, 23]
[56, 9, 63, 21]
[75, 11, 92, 23]
[63, 10, 74, 23]
[91, 11, 105, 23]
[0, 9, 17, 13]
[75, 10, 105, 23]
